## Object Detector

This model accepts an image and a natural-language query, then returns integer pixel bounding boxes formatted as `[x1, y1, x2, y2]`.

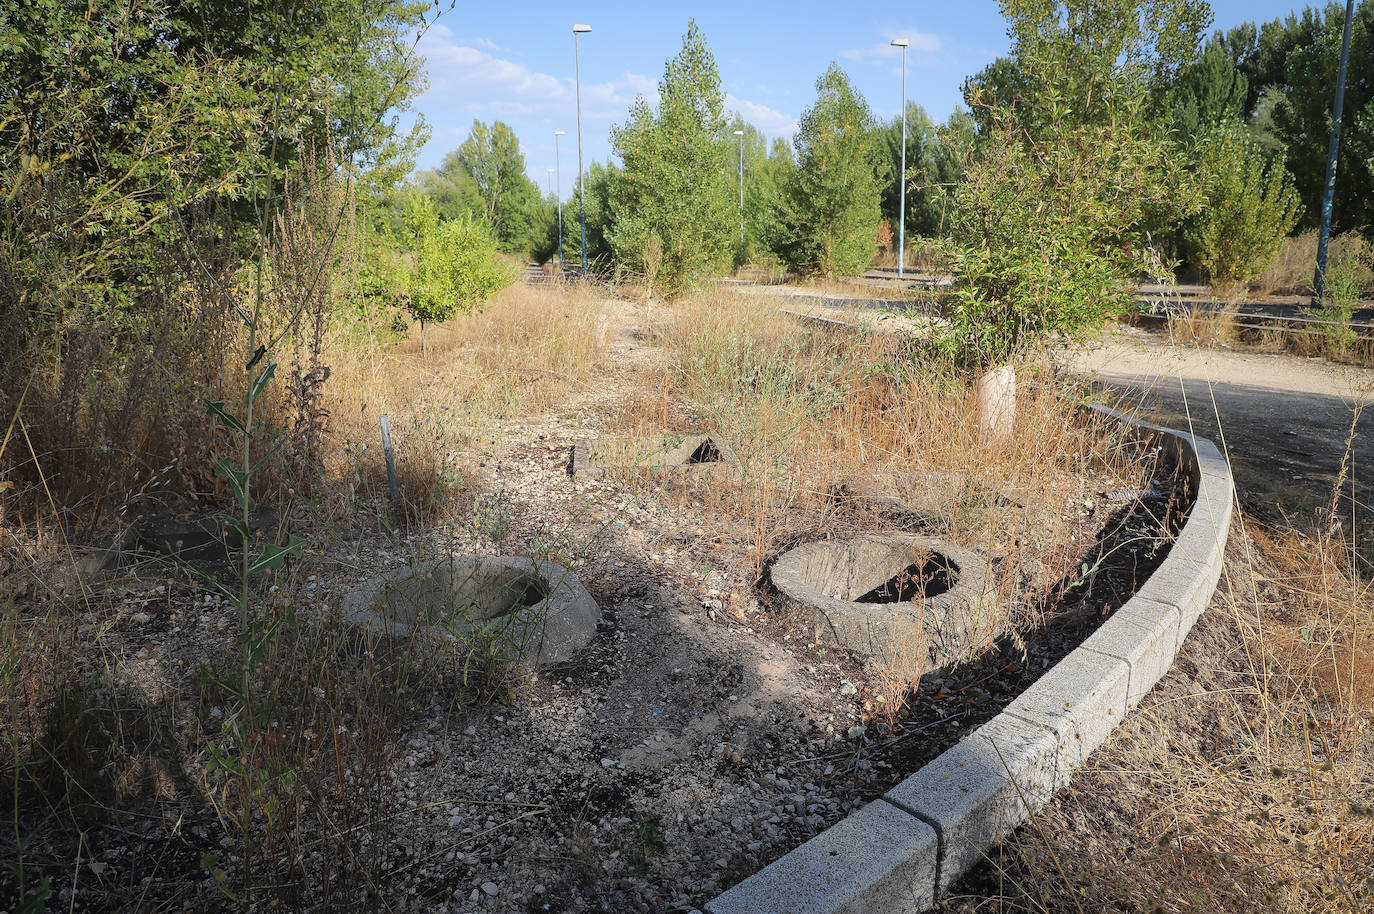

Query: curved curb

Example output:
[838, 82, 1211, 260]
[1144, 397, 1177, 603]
[707, 405, 1233, 914]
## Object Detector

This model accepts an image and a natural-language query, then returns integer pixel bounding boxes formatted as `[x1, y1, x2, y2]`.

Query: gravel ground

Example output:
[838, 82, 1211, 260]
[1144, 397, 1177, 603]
[3, 290, 1181, 913]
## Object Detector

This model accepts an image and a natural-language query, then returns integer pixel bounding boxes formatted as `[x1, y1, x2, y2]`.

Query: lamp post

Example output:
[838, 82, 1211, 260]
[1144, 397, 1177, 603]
[1312, 0, 1356, 305]
[545, 168, 554, 196]
[554, 130, 566, 266]
[732, 129, 745, 247]
[891, 38, 909, 279]
[574, 24, 591, 275]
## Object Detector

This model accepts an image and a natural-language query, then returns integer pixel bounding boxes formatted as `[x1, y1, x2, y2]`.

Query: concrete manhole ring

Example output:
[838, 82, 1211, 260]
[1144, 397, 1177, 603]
[770, 534, 990, 678]
[342, 555, 601, 669]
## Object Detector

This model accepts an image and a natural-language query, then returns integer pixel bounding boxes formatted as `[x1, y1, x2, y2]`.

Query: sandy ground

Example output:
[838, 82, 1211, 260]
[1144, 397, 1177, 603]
[1062, 327, 1374, 545]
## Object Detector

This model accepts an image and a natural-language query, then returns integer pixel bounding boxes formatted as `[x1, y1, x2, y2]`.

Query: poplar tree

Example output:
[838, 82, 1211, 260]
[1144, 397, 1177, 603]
[609, 20, 734, 296]
[777, 64, 886, 277]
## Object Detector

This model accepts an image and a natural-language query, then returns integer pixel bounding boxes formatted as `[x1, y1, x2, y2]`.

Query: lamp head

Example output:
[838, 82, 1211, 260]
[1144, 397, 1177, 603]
[573, 23, 591, 33]
[732, 130, 744, 136]
[555, 130, 566, 136]
[891, 38, 909, 48]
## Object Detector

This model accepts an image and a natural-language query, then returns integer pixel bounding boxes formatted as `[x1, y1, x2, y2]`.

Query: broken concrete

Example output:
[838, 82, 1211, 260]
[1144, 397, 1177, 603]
[770, 534, 990, 678]
[342, 555, 600, 669]
[569, 434, 734, 478]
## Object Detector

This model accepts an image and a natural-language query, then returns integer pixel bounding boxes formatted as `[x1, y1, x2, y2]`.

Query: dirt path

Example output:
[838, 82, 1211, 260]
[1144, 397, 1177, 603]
[1062, 327, 1374, 544]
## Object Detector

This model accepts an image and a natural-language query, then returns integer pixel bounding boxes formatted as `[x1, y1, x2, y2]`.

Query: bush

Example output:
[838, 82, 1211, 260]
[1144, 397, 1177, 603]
[398, 197, 515, 353]
[1184, 121, 1303, 286]
[943, 107, 1190, 367]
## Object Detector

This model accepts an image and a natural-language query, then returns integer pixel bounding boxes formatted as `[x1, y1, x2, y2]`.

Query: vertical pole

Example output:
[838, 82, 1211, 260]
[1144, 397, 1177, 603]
[898, 44, 907, 279]
[575, 31, 588, 275]
[555, 133, 563, 267]
[739, 133, 745, 245]
[1313, 0, 1356, 305]
[379, 414, 400, 508]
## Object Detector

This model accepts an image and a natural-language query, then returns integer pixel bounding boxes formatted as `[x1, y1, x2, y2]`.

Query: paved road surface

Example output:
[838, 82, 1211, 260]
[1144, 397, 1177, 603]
[1065, 327, 1374, 547]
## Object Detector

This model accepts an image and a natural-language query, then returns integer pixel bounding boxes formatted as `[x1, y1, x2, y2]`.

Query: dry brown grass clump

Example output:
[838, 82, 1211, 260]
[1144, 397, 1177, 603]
[610, 289, 1161, 683]
[1256, 231, 1374, 297]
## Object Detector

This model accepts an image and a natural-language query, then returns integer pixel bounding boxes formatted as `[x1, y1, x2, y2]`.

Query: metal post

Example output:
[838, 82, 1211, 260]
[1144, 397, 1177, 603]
[555, 131, 565, 266]
[897, 43, 908, 279]
[379, 414, 400, 507]
[574, 25, 591, 275]
[1312, 0, 1356, 305]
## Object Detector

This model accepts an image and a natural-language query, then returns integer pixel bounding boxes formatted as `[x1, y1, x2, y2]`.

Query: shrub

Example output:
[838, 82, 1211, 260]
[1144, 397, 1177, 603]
[943, 106, 1190, 367]
[1184, 121, 1303, 286]
[400, 198, 515, 353]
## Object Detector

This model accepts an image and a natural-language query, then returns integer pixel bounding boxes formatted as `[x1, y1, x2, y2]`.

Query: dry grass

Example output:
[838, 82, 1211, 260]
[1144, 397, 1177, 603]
[1255, 231, 1374, 298]
[870, 237, 953, 275]
[951, 497, 1373, 912]
[318, 280, 608, 521]
[609, 289, 1162, 701]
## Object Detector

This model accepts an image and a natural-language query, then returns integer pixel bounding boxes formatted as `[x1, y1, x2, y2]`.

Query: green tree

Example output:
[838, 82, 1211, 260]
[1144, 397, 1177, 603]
[608, 20, 734, 296]
[1183, 121, 1302, 284]
[0, 0, 429, 518]
[1168, 35, 1250, 139]
[777, 63, 886, 276]
[945, 0, 1205, 369]
[966, 0, 1211, 134]
[1270, 1, 1374, 235]
[881, 103, 972, 239]
[563, 160, 621, 270]
[400, 196, 515, 356]
[433, 120, 543, 255]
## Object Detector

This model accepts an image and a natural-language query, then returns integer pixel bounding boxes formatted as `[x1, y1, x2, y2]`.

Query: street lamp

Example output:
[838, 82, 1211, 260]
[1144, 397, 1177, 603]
[574, 24, 592, 275]
[891, 38, 909, 279]
[733, 129, 745, 247]
[554, 130, 566, 266]
[1312, 0, 1356, 304]
[545, 167, 554, 196]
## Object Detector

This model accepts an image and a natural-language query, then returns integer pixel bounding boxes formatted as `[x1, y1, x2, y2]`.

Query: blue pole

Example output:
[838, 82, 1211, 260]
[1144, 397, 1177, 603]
[1312, 0, 1356, 305]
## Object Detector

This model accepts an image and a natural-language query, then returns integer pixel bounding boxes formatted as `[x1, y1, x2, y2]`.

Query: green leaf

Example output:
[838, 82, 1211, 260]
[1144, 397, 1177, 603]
[245, 345, 268, 370]
[245, 362, 276, 406]
[246, 536, 305, 575]
[205, 400, 249, 437]
[215, 458, 254, 512]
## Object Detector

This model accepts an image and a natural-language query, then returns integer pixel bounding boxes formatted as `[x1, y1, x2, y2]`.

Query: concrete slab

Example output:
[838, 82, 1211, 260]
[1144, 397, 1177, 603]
[883, 715, 1060, 893]
[705, 800, 938, 914]
[569, 434, 735, 478]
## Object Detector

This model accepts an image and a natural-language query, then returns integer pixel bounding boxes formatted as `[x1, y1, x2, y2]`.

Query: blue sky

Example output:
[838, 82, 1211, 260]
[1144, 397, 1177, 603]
[409, 1, 1318, 191]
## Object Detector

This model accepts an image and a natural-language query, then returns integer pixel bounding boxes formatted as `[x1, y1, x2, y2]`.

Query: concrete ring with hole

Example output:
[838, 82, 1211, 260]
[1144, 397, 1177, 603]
[769, 534, 991, 680]
[341, 555, 600, 669]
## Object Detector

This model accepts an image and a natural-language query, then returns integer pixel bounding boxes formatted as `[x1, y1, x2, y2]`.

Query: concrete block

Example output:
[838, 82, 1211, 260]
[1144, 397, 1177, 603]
[1002, 650, 1130, 774]
[884, 715, 1059, 893]
[705, 800, 938, 914]
[1078, 598, 1182, 706]
[1191, 437, 1232, 487]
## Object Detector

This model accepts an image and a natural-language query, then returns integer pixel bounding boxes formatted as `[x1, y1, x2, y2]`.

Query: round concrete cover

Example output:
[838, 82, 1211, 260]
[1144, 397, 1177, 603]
[770, 534, 989, 677]
[342, 555, 601, 669]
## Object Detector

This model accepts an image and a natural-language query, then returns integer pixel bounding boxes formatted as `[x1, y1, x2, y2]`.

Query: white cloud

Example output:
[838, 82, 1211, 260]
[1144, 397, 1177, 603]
[416, 24, 654, 125]
[725, 94, 797, 138]
[839, 30, 943, 64]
